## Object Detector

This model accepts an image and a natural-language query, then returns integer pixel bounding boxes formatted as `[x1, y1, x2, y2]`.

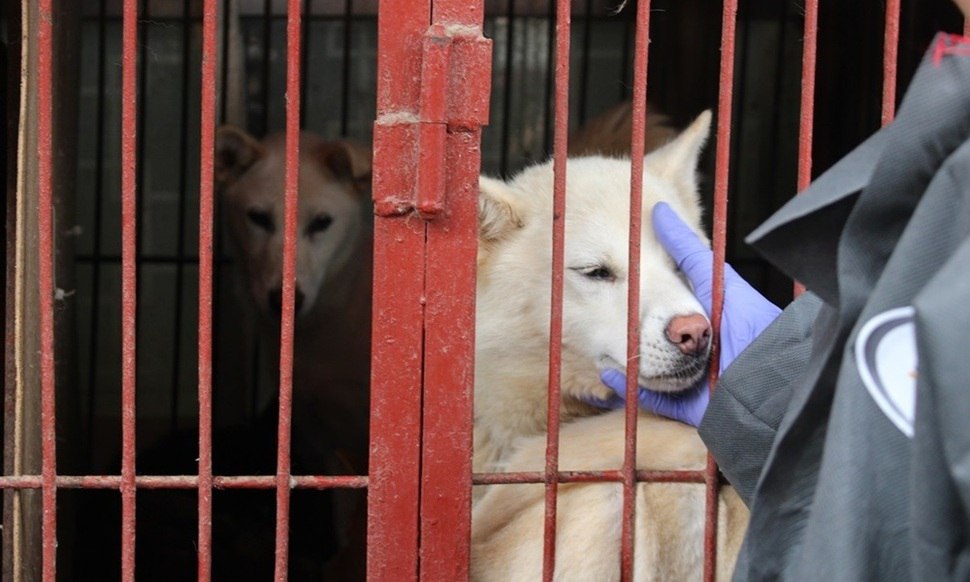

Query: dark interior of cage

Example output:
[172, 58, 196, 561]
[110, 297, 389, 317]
[11, 0, 964, 580]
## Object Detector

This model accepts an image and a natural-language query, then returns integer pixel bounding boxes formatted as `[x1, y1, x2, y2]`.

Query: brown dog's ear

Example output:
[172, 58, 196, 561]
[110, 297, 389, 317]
[316, 141, 373, 195]
[643, 110, 711, 217]
[215, 126, 263, 188]
[478, 176, 525, 262]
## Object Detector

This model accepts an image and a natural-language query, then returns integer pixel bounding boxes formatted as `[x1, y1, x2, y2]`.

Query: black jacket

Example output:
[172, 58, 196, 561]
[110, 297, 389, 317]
[699, 33, 970, 581]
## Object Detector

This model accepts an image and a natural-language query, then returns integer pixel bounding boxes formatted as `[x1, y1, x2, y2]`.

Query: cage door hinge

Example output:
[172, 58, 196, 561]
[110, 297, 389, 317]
[374, 24, 492, 219]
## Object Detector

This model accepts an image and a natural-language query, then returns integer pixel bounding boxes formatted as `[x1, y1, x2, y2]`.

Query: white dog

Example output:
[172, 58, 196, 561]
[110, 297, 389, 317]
[472, 111, 748, 580]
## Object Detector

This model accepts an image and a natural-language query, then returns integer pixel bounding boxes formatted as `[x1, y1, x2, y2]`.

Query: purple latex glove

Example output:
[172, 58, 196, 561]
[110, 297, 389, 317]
[589, 201, 782, 427]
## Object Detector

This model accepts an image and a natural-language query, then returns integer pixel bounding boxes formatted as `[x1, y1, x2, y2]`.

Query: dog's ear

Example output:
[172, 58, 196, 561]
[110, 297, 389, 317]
[644, 110, 711, 211]
[215, 126, 263, 188]
[316, 141, 373, 196]
[478, 176, 525, 258]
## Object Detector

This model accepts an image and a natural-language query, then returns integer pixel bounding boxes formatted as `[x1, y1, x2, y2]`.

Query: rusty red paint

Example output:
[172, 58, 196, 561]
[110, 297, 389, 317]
[620, 0, 653, 578]
[794, 0, 818, 298]
[797, 0, 818, 194]
[368, 0, 431, 578]
[542, 1, 572, 579]
[0, 475, 368, 490]
[417, 8, 490, 579]
[472, 469, 707, 486]
[704, 0, 739, 579]
[882, 0, 901, 125]
[37, 1, 58, 579]
[273, 1, 303, 579]
[120, 0, 140, 579]
[415, 28, 451, 218]
[197, 0, 219, 579]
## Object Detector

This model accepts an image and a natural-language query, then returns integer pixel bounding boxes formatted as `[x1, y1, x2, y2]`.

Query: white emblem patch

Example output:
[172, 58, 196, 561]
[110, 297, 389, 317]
[855, 306, 918, 437]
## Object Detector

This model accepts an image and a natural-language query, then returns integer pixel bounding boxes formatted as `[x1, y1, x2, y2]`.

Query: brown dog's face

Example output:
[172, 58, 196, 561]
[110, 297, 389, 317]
[215, 127, 372, 323]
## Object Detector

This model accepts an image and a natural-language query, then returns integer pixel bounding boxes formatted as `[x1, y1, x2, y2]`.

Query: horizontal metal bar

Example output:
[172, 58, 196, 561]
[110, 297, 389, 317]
[0, 475, 369, 490]
[472, 469, 708, 486]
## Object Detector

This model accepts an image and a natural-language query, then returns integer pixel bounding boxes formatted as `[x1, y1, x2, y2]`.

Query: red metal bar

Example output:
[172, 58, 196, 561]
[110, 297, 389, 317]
[621, 0, 653, 578]
[472, 469, 708, 486]
[197, 0, 219, 579]
[36, 0, 58, 579]
[542, 0, 572, 579]
[797, 0, 818, 194]
[794, 0, 819, 297]
[274, 1, 303, 579]
[705, 0, 739, 580]
[120, 0, 140, 579]
[0, 475, 369, 489]
[418, 5, 489, 579]
[882, 0, 901, 125]
[418, 103, 481, 582]
[368, 0, 430, 578]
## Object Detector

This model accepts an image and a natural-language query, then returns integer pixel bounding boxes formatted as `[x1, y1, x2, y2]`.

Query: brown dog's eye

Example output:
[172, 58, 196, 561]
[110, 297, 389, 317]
[247, 209, 274, 232]
[306, 214, 333, 235]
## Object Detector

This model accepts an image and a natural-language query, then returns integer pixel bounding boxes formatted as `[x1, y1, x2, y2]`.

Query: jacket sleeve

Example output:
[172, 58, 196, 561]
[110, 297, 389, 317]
[698, 291, 824, 506]
[911, 234, 970, 579]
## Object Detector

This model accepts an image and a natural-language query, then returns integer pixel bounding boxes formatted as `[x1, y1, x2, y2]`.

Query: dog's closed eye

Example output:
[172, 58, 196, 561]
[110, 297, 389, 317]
[306, 213, 334, 236]
[570, 264, 617, 282]
[246, 209, 274, 233]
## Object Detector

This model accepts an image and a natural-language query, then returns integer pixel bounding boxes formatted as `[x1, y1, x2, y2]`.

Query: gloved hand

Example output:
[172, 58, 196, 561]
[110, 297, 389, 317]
[589, 201, 782, 427]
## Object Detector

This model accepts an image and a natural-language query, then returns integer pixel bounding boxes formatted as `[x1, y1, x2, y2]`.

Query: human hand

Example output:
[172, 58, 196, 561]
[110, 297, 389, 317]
[587, 202, 782, 426]
[591, 368, 710, 427]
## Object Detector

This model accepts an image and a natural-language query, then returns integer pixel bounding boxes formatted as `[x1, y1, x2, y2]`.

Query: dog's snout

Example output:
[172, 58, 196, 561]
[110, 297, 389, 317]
[268, 286, 305, 316]
[665, 313, 711, 356]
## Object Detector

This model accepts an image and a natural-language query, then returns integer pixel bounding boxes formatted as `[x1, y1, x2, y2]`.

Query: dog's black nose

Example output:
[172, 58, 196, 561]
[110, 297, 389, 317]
[665, 313, 711, 356]
[268, 286, 305, 316]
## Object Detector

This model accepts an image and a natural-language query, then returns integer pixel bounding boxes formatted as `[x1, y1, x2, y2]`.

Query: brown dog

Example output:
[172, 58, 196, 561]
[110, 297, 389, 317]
[568, 101, 679, 157]
[215, 127, 372, 577]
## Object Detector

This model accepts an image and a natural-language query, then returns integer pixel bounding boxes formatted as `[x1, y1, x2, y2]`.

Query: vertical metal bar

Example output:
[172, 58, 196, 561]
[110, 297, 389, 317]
[198, 0, 219, 579]
[704, 0, 738, 580]
[542, 0, 570, 579]
[274, 1, 303, 578]
[37, 0, 59, 579]
[419, 4, 490, 574]
[797, 0, 818, 194]
[120, 0, 140, 578]
[621, 0, 652, 578]
[882, 0, 901, 125]
[368, 0, 430, 576]
[795, 0, 818, 297]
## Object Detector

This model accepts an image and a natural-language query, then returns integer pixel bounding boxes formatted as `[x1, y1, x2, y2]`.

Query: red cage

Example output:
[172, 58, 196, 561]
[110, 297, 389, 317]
[4, 0, 968, 580]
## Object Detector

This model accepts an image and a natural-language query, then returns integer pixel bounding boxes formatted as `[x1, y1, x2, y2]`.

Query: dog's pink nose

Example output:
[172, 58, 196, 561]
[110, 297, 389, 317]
[665, 313, 711, 356]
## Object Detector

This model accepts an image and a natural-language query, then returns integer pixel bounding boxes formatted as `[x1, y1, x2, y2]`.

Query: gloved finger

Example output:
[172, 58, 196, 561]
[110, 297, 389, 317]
[640, 384, 710, 428]
[651, 202, 714, 309]
[600, 368, 636, 396]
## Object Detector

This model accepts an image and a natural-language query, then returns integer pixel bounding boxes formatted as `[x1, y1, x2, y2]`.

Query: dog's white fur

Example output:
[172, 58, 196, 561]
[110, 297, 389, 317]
[471, 410, 747, 581]
[475, 112, 713, 473]
[472, 111, 748, 579]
